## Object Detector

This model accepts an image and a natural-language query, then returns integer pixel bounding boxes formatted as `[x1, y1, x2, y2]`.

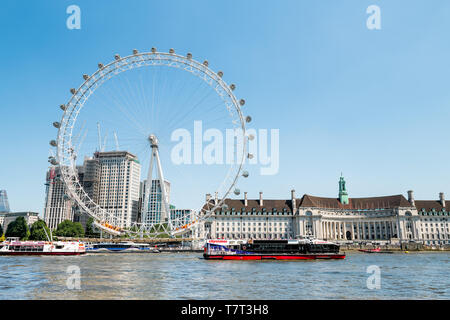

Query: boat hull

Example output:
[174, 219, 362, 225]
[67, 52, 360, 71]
[358, 249, 394, 254]
[86, 248, 158, 253]
[203, 253, 346, 260]
[0, 252, 85, 256]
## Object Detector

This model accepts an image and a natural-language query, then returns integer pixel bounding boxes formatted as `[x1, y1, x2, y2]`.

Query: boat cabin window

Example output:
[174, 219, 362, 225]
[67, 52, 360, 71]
[11, 245, 44, 252]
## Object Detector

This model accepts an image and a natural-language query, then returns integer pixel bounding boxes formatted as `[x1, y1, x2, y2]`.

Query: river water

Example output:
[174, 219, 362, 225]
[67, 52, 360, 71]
[0, 252, 448, 299]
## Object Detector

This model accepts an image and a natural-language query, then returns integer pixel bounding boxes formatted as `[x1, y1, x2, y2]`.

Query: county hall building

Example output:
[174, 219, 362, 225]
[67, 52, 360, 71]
[202, 176, 449, 246]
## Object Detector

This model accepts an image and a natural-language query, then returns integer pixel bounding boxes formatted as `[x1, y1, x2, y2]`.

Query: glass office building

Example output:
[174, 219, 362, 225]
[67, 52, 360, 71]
[0, 190, 10, 213]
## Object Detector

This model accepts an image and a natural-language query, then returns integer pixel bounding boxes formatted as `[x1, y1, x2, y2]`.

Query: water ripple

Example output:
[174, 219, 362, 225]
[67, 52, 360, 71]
[0, 252, 448, 299]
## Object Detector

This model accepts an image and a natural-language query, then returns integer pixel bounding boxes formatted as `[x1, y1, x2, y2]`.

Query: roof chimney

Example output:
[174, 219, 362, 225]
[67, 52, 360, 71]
[206, 193, 211, 203]
[214, 192, 218, 205]
[439, 192, 445, 207]
[244, 192, 248, 206]
[259, 191, 263, 207]
[407, 190, 415, 206]
[291, 189, 297, 213]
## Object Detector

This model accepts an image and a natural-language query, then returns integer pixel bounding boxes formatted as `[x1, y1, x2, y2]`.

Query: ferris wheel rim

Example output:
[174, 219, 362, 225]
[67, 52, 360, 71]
[54, 49, 248, 237]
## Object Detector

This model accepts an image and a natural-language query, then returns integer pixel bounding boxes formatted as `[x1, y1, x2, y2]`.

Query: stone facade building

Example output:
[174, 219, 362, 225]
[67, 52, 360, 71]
[0, 211, 39, 232]
[201, 176, 449, 246]
[415, 193, 449, 245]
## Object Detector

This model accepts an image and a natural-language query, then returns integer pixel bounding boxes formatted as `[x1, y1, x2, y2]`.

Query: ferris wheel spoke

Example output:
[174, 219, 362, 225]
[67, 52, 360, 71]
[122, 73, 152, 133]
[170, 82, 216, 128]
[165, 99, 232, 135]
[107, 74, 150, 132]
[150, 64, 163, 136]
[157, 70, 203, 131]
[137, 72, 154, 134]
[165, 73, 206, 123]
[94, 87, 149, 137]
[105, 78, 150, 135]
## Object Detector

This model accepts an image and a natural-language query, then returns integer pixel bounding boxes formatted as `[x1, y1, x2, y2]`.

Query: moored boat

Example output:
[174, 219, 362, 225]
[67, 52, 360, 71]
[358, 247, 381, 253]
[358, 247, 394, 254]
[86, 241, 160, 253]
[203, 238, 346, 260]
[0, 237, 86, 256]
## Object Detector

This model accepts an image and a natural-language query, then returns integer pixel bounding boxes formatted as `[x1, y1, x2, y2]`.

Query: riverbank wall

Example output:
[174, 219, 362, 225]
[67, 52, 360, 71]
[339, 242, 450, 252]
[55, 237, 450, 252]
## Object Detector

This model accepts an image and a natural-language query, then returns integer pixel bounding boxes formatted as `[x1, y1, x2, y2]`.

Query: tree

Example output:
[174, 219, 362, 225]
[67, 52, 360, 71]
[85, 217, 99, 237]
[54, 220, 85, 238]
[0, 223, 4, 242]
[5, 217, 30, 240]
[29, 220, 51, 241]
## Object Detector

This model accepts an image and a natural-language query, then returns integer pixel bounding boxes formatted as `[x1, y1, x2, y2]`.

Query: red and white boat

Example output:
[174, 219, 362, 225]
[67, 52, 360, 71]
[203, 238, 346, 260]
[358, 247, 393, 254]
[0, 237, 86, 256]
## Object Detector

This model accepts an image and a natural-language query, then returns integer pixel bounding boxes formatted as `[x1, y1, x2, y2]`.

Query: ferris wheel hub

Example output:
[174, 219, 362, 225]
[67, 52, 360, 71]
[148, 134, 159, 148]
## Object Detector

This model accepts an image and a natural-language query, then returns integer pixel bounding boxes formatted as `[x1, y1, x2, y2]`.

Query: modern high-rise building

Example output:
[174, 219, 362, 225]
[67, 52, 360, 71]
[0, 190, 10, 213]
[81, 156, 101, 203]
[44, 151, 141, 230]
[170, 208, 193, 229]
[43, 166, 73, 230]
[140, 179, 171, 225]
[139, 179, 195, 231]
[93, 151, 141, 228]
[71, 163, 95, 230]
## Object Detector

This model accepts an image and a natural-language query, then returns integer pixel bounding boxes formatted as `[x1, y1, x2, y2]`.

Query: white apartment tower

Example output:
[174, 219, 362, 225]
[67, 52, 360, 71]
[94, 151, 141, 228]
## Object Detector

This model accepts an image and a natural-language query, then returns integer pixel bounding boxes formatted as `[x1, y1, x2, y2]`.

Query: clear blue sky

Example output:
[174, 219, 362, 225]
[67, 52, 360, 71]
[0, 0, 449, 214]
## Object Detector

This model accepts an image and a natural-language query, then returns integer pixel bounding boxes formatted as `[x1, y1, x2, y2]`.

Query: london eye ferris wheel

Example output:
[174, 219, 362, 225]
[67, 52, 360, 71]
[49, 48, 252, 238]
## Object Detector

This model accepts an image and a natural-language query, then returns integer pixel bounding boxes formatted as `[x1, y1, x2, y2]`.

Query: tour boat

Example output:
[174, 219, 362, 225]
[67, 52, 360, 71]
[203, 238, 346, 260]
[0, 238, 86, 256]
[86, 241, 160, 253]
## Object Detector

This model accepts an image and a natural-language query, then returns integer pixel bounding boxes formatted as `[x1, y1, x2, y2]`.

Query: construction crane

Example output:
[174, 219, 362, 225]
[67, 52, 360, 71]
[114, 131, 120, 151]
[97, 122, 102, 151]
[101, 130, 108, 152]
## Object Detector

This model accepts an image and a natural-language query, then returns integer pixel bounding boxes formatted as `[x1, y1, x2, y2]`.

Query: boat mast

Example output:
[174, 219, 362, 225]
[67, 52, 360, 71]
[42, 224, 53, 242]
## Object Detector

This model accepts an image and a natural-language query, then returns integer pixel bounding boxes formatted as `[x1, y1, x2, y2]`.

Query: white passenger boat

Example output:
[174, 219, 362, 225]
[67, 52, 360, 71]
[0, 237, 86, 256]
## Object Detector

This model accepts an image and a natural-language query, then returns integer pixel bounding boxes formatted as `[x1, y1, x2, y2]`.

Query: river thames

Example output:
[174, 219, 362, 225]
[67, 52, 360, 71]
[0, 252, 448, 299]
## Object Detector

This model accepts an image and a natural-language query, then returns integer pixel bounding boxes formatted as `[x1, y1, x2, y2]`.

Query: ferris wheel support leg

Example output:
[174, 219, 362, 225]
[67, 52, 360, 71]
[153, 143, 172, 232]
